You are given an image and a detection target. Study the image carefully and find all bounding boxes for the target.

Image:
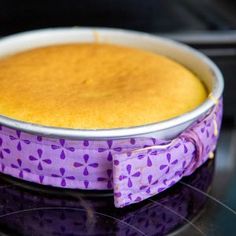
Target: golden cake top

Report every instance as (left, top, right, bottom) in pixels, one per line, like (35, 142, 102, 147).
(0, 43, 207, 129)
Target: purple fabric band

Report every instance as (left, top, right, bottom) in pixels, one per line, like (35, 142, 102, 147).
(0, 100, 222, 208)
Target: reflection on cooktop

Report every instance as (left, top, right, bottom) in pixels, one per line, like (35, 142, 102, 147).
(0, 159, 214, 236)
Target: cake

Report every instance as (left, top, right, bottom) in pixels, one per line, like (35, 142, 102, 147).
(0, 43, 207, 129)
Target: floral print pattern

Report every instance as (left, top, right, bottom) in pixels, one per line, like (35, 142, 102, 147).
(0, 137, 10, 159)
(73, 154, 98, 176)
(0, 100, 222, 208)
(51, 168, 75, 187)
(51, 139, 75, 159)
(29, 149, 52, 170)
(9, 130, 30, 151)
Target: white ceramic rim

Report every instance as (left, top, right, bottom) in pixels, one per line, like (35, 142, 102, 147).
(0, 27, 224, 139)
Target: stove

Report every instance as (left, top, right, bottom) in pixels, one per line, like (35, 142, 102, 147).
(0, 159, 217, 235)
(0, 0, 236, 235)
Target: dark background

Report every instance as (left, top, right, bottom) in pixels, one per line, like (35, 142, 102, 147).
(0, 0, 236, 36)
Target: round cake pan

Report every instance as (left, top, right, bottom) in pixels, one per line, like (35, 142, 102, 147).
(0, 28, 224, 208)
(0, 27, 224, 140)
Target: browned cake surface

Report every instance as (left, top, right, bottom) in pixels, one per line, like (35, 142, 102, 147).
(0, 43, 207, 129)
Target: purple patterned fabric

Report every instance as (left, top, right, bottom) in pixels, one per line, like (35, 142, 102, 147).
(0, 100, 222, 208)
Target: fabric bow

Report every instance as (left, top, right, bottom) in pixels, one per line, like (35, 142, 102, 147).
(113, 100, 222, 208)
